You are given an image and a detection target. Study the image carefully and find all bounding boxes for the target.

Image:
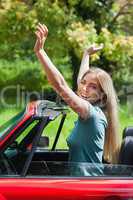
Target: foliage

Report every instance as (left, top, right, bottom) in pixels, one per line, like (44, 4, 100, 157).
(0, 0, 132, 91)
(66, 0, 119, 31)
(0, 59, 72, 95)
(66, 21, 133, 87)
(0, 0, 37, 60)
(0, 59, 44, 91)
(98, 28, 133, 86)
(112, 0, 133, 35)
(0, 0, 73, 94)
(66, 21, 99, 61)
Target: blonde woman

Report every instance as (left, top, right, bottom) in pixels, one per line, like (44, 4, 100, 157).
(34, 23, 120, 166)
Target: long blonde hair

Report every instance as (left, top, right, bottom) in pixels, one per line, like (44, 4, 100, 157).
(82, 68, 121, 163)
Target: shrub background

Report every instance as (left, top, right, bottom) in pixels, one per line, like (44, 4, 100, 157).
(0, 0, 132, 94)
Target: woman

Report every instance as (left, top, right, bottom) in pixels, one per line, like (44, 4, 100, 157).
(34, 23, 120, 165)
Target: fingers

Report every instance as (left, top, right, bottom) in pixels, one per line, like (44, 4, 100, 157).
(39, 23, 48, 35)
(91, 43, 104, 50)
(36, 23, 48, 39)
(34, 31, 42, 50)
(34, 23, 48, 51)
(85, 43, 104, 55)
(35, 31, 41, 40)
(100, 43, 104, 48)
(95, 43, 104, 51)
(35, 27, 47, 50)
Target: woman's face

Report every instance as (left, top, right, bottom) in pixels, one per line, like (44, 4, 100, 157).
(77, 72, 102, 104)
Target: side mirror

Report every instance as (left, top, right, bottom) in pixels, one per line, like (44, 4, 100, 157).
(38, 136, 49, 148)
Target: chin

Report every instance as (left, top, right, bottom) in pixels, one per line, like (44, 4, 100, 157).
(87, 98, 99, 105)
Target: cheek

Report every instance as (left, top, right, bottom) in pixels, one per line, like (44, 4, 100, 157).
(76, 87, 81, 95)
(90, 89, 101, 99)
(77, 84, 83, 92)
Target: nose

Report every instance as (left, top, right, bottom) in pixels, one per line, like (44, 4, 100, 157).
(82, 85, 87, 92)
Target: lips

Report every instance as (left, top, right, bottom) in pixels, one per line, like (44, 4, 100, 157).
(80, 94, 98, 103)
(81, 95, 88, 100)
(80, 94, 91, 101)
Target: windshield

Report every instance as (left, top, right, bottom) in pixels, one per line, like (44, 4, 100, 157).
(0, 109, 26, 140)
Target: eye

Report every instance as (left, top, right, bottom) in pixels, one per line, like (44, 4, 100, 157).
(89, 83, 97, 90)
(80, 79, 86, 84)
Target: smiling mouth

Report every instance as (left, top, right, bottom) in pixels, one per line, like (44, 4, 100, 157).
(80, 95, 97, 102)
(80, 95, 88, 100)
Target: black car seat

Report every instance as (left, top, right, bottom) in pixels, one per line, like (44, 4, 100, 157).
(119, 126, 133, 165)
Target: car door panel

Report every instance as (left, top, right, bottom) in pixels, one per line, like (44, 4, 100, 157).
(0, 178, 132, 200)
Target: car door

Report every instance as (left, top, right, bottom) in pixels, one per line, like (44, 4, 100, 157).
(0, 175, 133, 200)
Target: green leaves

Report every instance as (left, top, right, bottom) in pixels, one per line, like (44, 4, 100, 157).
(0, 0, 37, 60)
(0, 0, 132, 89)
(66, 21, 98, 59)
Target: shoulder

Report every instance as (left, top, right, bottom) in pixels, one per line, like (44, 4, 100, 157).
(83, 103, 108, 127)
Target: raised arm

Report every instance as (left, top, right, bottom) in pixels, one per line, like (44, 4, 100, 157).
(34, 23, 89, 119)
(77, 44, 104, 85)
(77, 50, 90, 86)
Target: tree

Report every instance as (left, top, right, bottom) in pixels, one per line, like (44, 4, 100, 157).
(0, 0, 132, 91)
(65, 0, 133, 89)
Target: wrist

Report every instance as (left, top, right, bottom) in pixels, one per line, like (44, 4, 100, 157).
(35, 49, 44, 55)
(84, 50, 90, 56)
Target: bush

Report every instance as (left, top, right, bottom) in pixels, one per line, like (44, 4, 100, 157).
(0, 58, 73, 98)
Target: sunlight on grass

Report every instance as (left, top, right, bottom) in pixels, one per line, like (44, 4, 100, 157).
(0, 108, 21, 125)
(119, 104, 133, 137)
(44, 110, 77, 149)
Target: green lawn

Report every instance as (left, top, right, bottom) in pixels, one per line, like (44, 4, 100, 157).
(119, 104, 133, 135)
(0, 103, 132, 149)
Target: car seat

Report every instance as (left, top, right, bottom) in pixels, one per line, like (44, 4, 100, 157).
(119, 126, 133, 165)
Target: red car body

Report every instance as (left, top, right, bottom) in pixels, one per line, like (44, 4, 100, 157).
(0, 178, 133, 200)
(0, 100, 132, 200)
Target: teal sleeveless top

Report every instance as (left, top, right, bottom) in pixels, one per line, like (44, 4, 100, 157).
(67, 103, 107, 164)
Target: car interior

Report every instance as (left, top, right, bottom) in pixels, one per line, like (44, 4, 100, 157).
(1, 111, 133, 177)
(119, 126, 133, 165)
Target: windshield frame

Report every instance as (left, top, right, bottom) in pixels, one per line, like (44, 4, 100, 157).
(0, 109, 26, 141)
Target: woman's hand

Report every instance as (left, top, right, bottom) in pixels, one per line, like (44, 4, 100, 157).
(34, 23, 48, 53)
(85, 43, 104, 55)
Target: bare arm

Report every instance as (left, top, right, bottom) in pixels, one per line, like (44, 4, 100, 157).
(34, 23, 89, 119)
(77, 44, 104, 85)
(77, 50, 90, 85)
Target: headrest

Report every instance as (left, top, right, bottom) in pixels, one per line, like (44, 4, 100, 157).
(123, 126, 133, 139)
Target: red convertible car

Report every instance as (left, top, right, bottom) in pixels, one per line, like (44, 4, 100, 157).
(0, 100, 133, 200)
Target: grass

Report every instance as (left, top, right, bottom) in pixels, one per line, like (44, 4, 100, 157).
(119, 104, 133, 137)
(0, 103, 132, 149)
